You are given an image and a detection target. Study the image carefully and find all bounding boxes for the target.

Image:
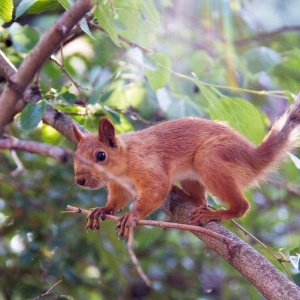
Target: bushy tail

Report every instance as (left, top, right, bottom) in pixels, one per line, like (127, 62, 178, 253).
(255, 94, 300, 178)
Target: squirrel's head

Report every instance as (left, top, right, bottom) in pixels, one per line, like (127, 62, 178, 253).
(72, 117, 127, 189)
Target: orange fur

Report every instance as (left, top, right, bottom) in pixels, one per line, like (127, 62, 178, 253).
(72, 98, 300, 238)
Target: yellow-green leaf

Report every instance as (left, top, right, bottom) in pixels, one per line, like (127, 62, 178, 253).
(197, 83, 265, 144)
(136, 0, 160, 27)
(0, 0, 14, 22)
(58, 0, 72, 9)
(144, 53, 171, 91)
(94, 4, 120, 47)
(28, 0, 57, 14)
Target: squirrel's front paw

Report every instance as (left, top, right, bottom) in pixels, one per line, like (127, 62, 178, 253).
(86, 205, 115, 230)
(116, 212, 138, 239)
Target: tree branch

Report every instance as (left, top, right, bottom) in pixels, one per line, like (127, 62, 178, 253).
(162, 192, 300, 300)
(88, 22, 153, 53)
(0, 137, 135, 197)
(234, 25, 300, 46)
(63, 204, 234, 288)
(63, 195, 300, 300)
(0, 136, 69, 163)
(62, 205, 232, 244)
(0, 47, 88, 143)
(0, 0, 93, 136)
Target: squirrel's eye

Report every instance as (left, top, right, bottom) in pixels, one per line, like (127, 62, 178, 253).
(96, 151, 106, 162)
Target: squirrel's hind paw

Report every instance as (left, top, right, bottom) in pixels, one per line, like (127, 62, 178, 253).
(190, 206, 218, 226)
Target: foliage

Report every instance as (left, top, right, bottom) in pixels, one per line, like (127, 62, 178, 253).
(0, 0, 300, 299)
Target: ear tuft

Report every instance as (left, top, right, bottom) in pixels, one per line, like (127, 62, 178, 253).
(98, 117, 118, 148)
(72, 123, 85, 143)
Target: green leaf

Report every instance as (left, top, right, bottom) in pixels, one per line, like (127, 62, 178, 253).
(94, 4, 120, 47)
(96, 0, 160, 47)
(58, 0, 73, 9)
(88, 82, 112, 104)
(103, 105, 121, 124)
(289, 249, 300, 271)
(197, 84, 265, 144)
(166, 99, 203, 119)
(195, 82, 220, 112)
(80, 19, 95, 40)
(244, 47, 282, 74)
(99, 89, 115, 104)
(15, 0, 36, 19)
(143, 54, 156, 71)
(114, 3, 146, 45)
(144, 53, 171, 91)
(272, 49, 300, 92)
(0, 0, 14, 22)
(57, 83, 72, 96)
(20, 100, 47, 132)
(113, 19, 126, 31)
(28, 0, 57, 14)
(287, 152, 300, 169)
(60, 92, 76, 104)
(213, 97, 265, 144)
(9, 23, 40, 53)
(290, 247, 300, 256)
(136, 0, 160, 27)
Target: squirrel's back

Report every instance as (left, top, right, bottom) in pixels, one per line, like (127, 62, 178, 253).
(120, 98, 300, 188)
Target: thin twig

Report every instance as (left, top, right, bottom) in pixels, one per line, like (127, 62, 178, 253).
(89, 22, 153, 53)
(234, 25, 300, 46)
(0, 136, 136, 198)
(32, 279, 63, 300)
(0, 50, 17, 80)
(10, 150, 25, 177)
(62, 205, 233, 244)
(230, 218, 293, 280)
(55, 105, 157, 126)
(208, 204, 293, 280)
(156, 62, 289, 100)
(63, 204, 233, 286)
(108, 0, 116, 14)
(50, 55, 85, 101)
(127, 226, 152, 287)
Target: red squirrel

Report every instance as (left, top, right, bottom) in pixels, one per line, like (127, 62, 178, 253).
(72, 98, 300, 238)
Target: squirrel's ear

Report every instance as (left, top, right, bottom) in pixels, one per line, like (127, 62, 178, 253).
(72, 123, 85, 143)
(98, 117, 118, 147)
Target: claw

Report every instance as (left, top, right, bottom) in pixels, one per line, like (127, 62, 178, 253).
(85, 205, 115, 231)
(100, 210, 106, 221)
(86, 217, 93, 230)
(116, 212, 137, 239)
(92, 218, 100, 230)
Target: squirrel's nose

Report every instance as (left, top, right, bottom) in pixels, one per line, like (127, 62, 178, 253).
(76, 178, 86, 186)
